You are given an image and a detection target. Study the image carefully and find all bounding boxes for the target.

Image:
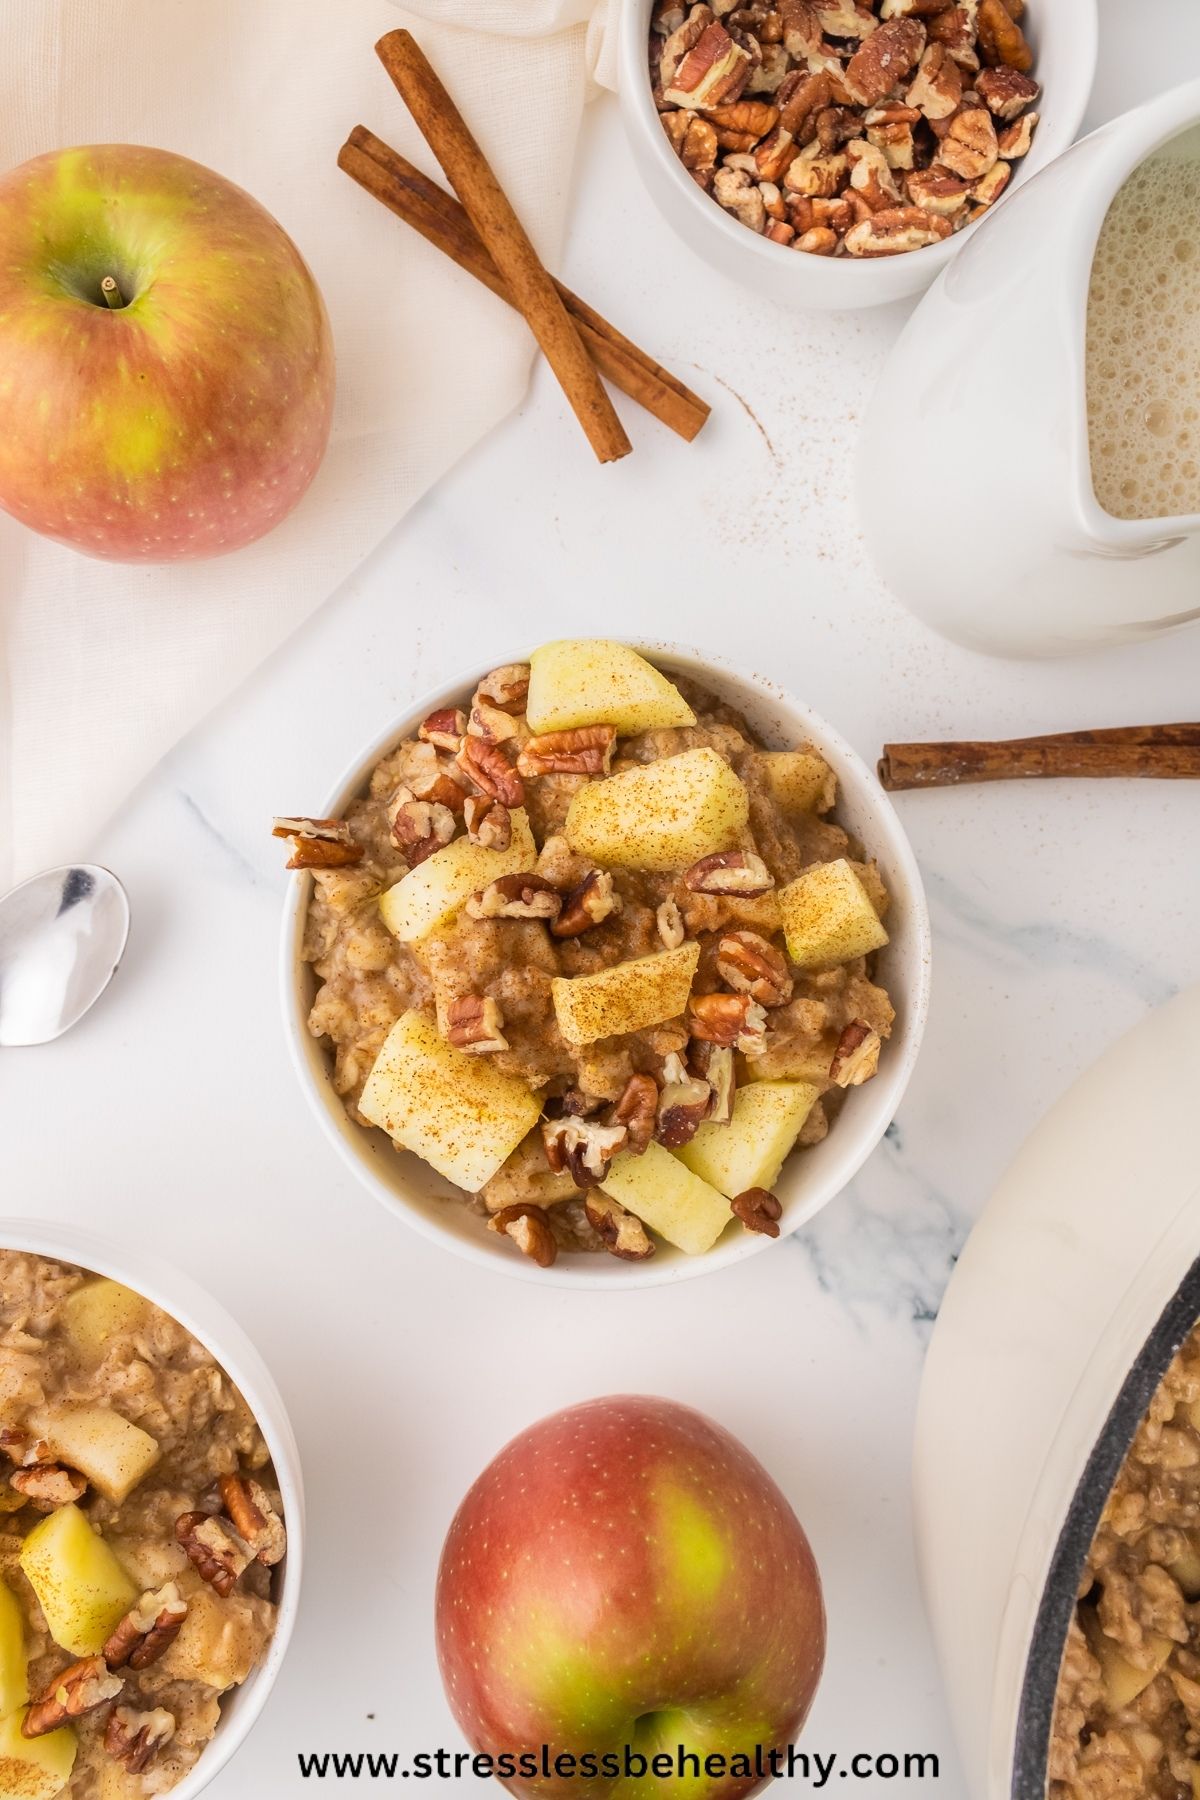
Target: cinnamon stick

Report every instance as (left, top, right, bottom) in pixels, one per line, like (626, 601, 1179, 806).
(374, 29, 632, 465)
(338, 127, 709, 443)
(879, 724, 1200, 791)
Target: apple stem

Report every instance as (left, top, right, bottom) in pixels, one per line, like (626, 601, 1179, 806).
(100, 276, 125, 310)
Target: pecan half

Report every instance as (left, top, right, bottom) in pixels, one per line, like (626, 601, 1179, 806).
(584, 1195, 656, 1262)
(418, 707, 467, 751)
(388, 792, 456, 868)
(542, 1116, 629, 1188)
(272, 817, 363, 870)
(689, 992, 768, 1055)
(716, 930, 793, 1006)
(844, 205, 953, 254)
(103, 1585, 188, 1671)
(665, 21, 752, 109)
(683, 851, 774, 896)
(463, 795, 512, 851)
(476, 663, 531, 714)
(446, 995, 509, 1054)
(828, 1019, 883, 1086)
(609, 1073, 659, 1155)
(709, 98, 780, 149)
(997, 110, 1037, 158)
(488, 1204, 557, 1268)
(656, 896, 686, 950)
(457, 736, 525, 809)
(843, 17, 926, 107)
(551, 870, 621, 938)
(9, 1464, 87, 1510)
(175, 1510, 250, 1598)
(905, 166, 971, 215)
(907, 42, 963, 120)
(975, 65, 1038, 118)
(976, 0, 1032, 70)
(517, 727, 617, 779)
(220, 1474, 287, 1567)
(23, 1658, 123, 1738)
(934, 104, 998, 178)
(105, 1705, 176, 1775)
(731, 1187, 784, 1237)
(466, 873, 563, 922)
(656, 1051, 714, 1149)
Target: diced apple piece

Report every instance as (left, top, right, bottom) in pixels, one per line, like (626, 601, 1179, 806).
(601, 1143, 732, 1256)
(159, 1585, 273, 1693)
(779, 858, 889, 968)
(0, 1576, 28, 1717)
(1081, 1609, 1174, 1709)
(676, 1080, 822, 1199)
(552, 943, 700, 1048)
(526, 641, 696, 736)
(30, 1406, 159, 1505)
(758, 750, 836, 815)
(565, 749, 748, 872)
(0, 1711, 76, 1800)
(359, 1011, 542, 1192)
(59, 1281, 149, 1360)
(746, 1033, 836, 1087)
(19, 1505, 136, 1657)
(379, 810, 536, 944)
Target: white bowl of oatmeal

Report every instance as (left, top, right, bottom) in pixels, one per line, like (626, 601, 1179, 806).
(280, 640, 930, 1288)
(913, 984, 1200, 1800)
(0, 1221, 302, 1800)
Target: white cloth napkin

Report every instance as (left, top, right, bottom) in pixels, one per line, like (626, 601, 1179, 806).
(0, 0, 614, 886)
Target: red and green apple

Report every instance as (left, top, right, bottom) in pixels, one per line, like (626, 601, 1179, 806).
(0, 143, 334, 561)
(436, 1395, 826, 1798)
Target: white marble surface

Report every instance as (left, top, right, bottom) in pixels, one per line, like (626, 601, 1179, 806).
(6, 4, 1200, 1793)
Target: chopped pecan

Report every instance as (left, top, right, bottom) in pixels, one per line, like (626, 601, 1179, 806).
(655, 1051, 714, 1149)
(457, 735, 525, 809)
(926, 3, 981, 66)
(907, 41, 963, 119)
(731, 1187, 784, 1237)
(665, 21, 752, 108)
(418, 707, 467, 751)
(446, 994, 509, 1054)
(657, 896, 686, 950)
(689, 992, 768, 1055)
(542, 1116, 628, 1187)
(23, 1658, 123, 1738)
(970, 158, 1011, 208)
(716, 930, 794, 1006)
(517, 726, 616, 778)
(551, 870, 621, 938)
(403, 742, 469, 812)
(683, 851, 775, 896)
(848, 137, 902, 208)
(103, 1585, 188, 1671)
(817, 105, 863, 153)
(105, 1705, 176, 1775)
(476, 663, 530, 714)
(664, 110, 722, 171)
(466, 873, 563, 922)
(844, 204, 953, 253)
(388, 791, 456, 868)
(660, 4, 715, 87)
(976, 0, 1031, 70)
(219, 1474, 287, 1566)
(608, 1073, 659, 1155)
(709, 98, 780, 148)
(705, 1045, 737, 1123)
(783, 144, 848, 198)
(9, 1464, 87, 1509)
(755, 122, 796, 180)
(828, 1018, 883, 1086)
(934, 103, 998, 177)
(905, 166, 970, 214)
(175, 1510, 251, 1598)
(272, 818, 363, 870)
(815, 1, 877, 37)
(975, 65, 1038, 118)
(713, 164, 768, 229)
(843, 17, 926, 107)
(584, 1194, 656, 1262)
(464, 795, 512, 851)
(468, 696, 521, 745)
(769, 219, 800, 245)
(997, 109, 1037, 157)
(778, 0, 823, 60)
(488, 1204, 557, 1268)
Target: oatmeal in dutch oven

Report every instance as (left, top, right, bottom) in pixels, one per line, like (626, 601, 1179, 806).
(281, 640, 895, 1271)
(1050, 1319, 1200, 1800)
(0, 1254, 286, 1799)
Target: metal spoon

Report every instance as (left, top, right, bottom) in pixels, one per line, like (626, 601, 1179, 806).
(0, 866, 130, 1046)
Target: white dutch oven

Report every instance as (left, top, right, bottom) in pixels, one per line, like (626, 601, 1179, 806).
(913, 984, 1200, 1798)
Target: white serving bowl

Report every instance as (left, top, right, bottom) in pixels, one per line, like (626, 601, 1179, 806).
(280, 642, 932, 1289)
(617, 0, 1098, 310)
(2, 1220, 304, 1800)
(913, 984, 1200, 1799)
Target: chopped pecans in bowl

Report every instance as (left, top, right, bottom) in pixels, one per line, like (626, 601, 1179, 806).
(651, 0, 1041, 257)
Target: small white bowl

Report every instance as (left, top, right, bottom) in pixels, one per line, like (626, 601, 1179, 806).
(2, 1220, 303, 1800)
(280, 642, 932, 1289)
(617, 0, 1098, 310)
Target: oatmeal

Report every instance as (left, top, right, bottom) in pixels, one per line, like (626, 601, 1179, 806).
(1049, 1318, 1200, 1799)
(0, 1253, 286, 1798)
(286, 640, 895, 1269)
(651, 0, 1041, 259)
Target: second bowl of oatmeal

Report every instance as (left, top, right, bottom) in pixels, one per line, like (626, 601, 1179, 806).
(280, 641, 930, 1287)
(618, 0, 1096, 309)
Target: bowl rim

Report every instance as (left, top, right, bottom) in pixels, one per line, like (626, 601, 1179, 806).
(0, 1220, 303, 1800)
(279, 638, 932, 1290)
(617, 0, 1100, 300)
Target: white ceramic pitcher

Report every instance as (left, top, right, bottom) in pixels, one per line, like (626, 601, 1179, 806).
(859, 79, 1200, 658)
